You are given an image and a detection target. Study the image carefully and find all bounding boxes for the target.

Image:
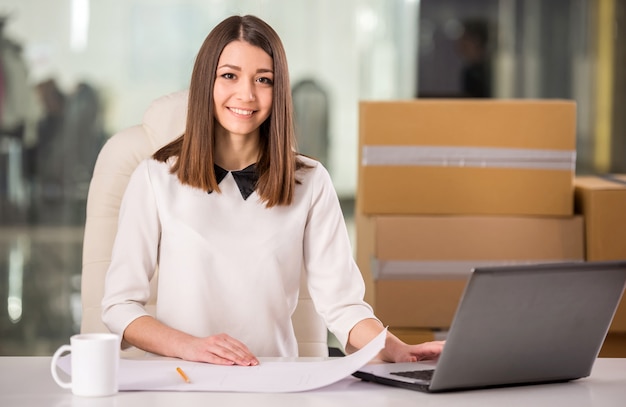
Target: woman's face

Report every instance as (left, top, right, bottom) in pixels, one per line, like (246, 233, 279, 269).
(213, 40, 274, 139)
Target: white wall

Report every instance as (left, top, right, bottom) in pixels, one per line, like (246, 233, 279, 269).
(2, 0, 418, 196)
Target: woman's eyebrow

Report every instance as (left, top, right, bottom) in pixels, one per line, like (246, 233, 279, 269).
(217, 64, 273, 74)
(217, 64, 241, 71)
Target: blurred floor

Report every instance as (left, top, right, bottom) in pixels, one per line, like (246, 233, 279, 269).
(0, 199, 355, 356)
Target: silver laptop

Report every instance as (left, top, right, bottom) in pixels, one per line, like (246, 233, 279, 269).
(354, 260, 626, 393)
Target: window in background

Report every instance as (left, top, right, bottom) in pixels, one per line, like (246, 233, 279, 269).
(415, 0, 610, 174)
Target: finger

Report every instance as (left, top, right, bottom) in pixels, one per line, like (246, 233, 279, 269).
(212, 348, 258, 366)
(408, 343, 444, 361)
(201, 353, 237, 365)
(210, 335, 259, 366)
(198, 344, 249, 365)
(222, 335, 255, 355)
(220, 335, 259, 364)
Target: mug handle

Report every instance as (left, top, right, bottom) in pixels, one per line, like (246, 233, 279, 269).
(50, 344, 72, 389)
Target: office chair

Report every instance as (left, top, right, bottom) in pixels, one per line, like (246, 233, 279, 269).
(80, 90, 329, 357)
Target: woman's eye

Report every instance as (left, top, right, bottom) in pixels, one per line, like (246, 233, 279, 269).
(258, 77, 274, 85)
(221, 73, 235, 80)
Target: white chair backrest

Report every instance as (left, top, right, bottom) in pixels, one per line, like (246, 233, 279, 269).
(80, 90, 328, 357)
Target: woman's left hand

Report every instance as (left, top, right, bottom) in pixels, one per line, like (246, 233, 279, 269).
(348, 319, 444, 362)
(382, 339, 445, 363)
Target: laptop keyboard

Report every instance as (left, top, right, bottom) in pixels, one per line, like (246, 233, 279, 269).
(390, 369, 435, 381)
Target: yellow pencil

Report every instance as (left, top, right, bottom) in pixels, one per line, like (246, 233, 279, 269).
(176, 367, 191, 383)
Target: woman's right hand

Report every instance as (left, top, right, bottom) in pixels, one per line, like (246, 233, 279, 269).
(181, 333, 259, 366)
(123, 316, 258, 366)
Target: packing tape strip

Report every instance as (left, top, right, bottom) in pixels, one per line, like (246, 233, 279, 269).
(362, 146, 576, 171)
(371, 258, 584, 280)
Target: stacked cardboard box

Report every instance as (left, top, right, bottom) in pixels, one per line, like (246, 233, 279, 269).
(356, 214, 585, 326)
(357, 100, 577, 216)
(355, 99, 583, 342)
(574, 175, 626, 356)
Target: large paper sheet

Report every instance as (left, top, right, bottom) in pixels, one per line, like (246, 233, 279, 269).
(57, 328, 386, 393)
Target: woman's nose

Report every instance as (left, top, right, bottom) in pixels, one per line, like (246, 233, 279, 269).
(236, 80, 256, 101)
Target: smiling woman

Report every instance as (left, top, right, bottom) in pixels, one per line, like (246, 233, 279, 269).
(100, 14, 444, 367)
(212, 41, 274, 163)
(151, 15, 302, 207)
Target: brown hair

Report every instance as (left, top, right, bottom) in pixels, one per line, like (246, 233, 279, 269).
(153, 15, 307, 207)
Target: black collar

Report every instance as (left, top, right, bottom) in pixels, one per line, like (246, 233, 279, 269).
(212, 164, 258, 200)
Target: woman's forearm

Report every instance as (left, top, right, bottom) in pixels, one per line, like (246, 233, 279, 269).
(123, 315, 194, 359)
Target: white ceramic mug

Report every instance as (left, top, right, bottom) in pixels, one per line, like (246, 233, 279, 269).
(50, 333, 121, 397)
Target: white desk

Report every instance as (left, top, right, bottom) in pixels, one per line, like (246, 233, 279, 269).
(1, 357, 625, 407)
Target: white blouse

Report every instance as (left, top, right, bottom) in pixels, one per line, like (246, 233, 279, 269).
(101, 156, 376, 357)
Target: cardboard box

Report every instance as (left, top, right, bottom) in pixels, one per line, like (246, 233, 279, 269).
(613, 304, 626, 333)
(376, 279, 469, 328)
(574, 174, 626, 332)
(388, 327, 439, 345)
(356, 214, 585, 328)
(357, 100, 576, 216)
(599, 332, 626, 357)
(356, 214, 377, 307)
(574, 175, 626, 261)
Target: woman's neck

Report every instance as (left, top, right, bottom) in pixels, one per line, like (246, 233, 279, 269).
(213, 129, 260, 171)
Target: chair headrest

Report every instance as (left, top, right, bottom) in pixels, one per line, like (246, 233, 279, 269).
(142, 89, 189, 147)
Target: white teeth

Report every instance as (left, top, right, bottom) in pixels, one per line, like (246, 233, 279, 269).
(230, 107, 253, 115)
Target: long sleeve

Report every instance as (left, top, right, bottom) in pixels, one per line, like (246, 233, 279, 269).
(302, 164, 378, 349)
(101, 160, 160, 337)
